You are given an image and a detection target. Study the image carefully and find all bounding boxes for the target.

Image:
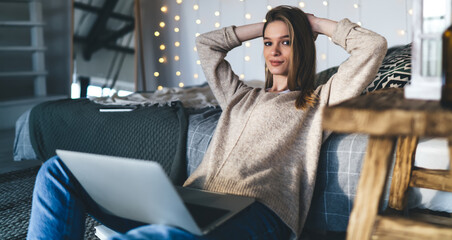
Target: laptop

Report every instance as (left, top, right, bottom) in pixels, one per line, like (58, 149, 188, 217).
(56, 149, 255, 236)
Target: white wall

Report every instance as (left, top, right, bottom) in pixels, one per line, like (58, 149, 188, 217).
(138, 0, 413, 91)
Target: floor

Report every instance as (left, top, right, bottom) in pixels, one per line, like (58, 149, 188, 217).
(0, 128, 41, 174)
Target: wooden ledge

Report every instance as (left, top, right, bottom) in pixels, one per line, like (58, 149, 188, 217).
(323, 88, 452, 137)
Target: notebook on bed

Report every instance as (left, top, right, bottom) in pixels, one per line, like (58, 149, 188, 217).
(56, 149, 255, 236)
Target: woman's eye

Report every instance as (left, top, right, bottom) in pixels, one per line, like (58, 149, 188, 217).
(282, 40, 290, 45)
(264, 42, 271, 46)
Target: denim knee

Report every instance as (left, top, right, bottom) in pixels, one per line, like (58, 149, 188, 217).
(109, 224, 200, 240)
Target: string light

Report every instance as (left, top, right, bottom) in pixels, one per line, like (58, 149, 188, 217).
(159, 22, 165, 28)
(196, 60, 201, 65)
(353, 3, 359, 8)
(323, 1, 328, 6)
(179, 82, 184, 87)
(357, 22, 362, 26)
(176, 71, 181, 76)
(245, 42, 251, 47)
(215, 22, 220, 28)
(158, 57, 166, 63)
(408, 9, 413, 15)
(157, 85, 163, 91)
(193, 47, 197, 51)
(161, 6, 168, 13)
(196, 19, 202, 24)
(154, 72, 160, 77)
(154, 31, 160, 37)
(398, 29, 406, 36)
(240, 74, 245, 80)
(244, 56, 251, 61)
(245, 13, 251, 19)
(267, 5, 272, 10)
(299, 2, 305, 8)
(193, 4, 199, 10)
(160, 44, 166, 50)
(175, 41, 180, 47)
(174, 27, 179, 32)
(174, 56, 180, 61)
(195, 33, 200, 37)
(321, 54, 327, 60)
(215, 11, 220, 16)
(174, 15, 180, 21)
(176, 0, 182, 4)
(194, 74, 199, 79)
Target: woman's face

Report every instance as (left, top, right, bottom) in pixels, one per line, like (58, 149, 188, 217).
(263, 20, 291, 78)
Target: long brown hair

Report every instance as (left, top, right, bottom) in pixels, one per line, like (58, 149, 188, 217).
(263, 6, 317, 110)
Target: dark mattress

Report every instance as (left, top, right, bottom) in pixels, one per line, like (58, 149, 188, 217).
(29, 99, 188, 185)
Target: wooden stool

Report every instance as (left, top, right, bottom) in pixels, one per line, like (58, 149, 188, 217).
(322, 88, 452, 240)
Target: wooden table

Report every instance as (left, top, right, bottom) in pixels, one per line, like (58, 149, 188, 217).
(322, 88, 452, 240)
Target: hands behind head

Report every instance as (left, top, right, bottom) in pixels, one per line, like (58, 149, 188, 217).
(306, 13, 319, 41)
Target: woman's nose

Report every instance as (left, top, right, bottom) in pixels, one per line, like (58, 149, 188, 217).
(271, 46, 280, 56)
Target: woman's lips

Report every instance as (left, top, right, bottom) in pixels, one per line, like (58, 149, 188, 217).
(270, 60, 284, 66)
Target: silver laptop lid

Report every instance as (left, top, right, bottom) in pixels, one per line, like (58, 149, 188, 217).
(56, 149, 202, 235)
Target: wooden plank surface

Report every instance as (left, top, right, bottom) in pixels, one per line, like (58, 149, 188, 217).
(389, 136, 418, 210)
(410, 168, 452, 192)
(372, 215, 452, 240)
(323, 88, 452, 137)
(346, 136, 396, 240)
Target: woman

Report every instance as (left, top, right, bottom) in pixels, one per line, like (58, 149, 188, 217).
(27, 6, 386, 240)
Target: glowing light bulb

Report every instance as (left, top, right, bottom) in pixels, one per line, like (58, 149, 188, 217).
(353, 3, 359, 8)
(408, 9, 413, 15)
(195, 33, 200, 37)
(321, 54, 327, 60)
(176, 71, 181, 76)
(240, 74, 245, 80)
(323, 1, 328, 6)
(159, 22, 165, 28)
(398, 30, 406, 36)
(196, 19, 201, 24)
(194, 74, 199, 79)
(160, 44, 166, 50)
(179, 82, 184, 88)
(158, 57, 165, 63)
(174, 27, 179, 32)
(157, 85, 163, 91)
(175, 41, 180, 47)
(215, 11, 220, 16)
(215, 22, 220, 28)
(245, 13, 251, 19)
(299, 2, 305, 8)
(193, 46, 197, 52)
(357, 21, 362, 26)
(262, 19, 267, 23)
(154, 72, 160, 77)
(244, 56, 250, 61)
(176, 0, 182, 4)
(267, 5, 272, 10)
(245, 42, 251, 47)
(174, 15, 180, 21)
(154, 31, 160, 37)
(161, 6, 168, 13)
(196, 60, 201, 65)
(174, 55, 180, 61)
(193, 4, 199, 10)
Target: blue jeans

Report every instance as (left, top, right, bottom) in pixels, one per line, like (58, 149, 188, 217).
(27, 157, 292, 240)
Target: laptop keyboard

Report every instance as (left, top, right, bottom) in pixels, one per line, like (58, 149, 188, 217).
(184, 202, 230, 229)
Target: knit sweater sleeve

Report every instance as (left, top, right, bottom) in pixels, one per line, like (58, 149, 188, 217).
(195, 26, 251, 109)
(324, 18, 388, 106)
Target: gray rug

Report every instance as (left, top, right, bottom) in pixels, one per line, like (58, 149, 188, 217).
(0, 166, 99, 239)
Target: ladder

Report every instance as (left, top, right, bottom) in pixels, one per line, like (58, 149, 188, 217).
(0, 0, 47, 97)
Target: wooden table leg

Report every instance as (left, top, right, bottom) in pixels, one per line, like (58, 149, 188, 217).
(346, 136, 396, 240)
(389, 136, 418, 210)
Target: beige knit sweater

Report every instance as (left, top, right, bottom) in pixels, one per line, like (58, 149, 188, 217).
(183, 19, 387, 238)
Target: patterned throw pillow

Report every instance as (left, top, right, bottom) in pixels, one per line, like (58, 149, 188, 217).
(363, 43, 412, 93)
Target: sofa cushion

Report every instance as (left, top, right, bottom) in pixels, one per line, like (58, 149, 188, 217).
(363, 43, 412, 93)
